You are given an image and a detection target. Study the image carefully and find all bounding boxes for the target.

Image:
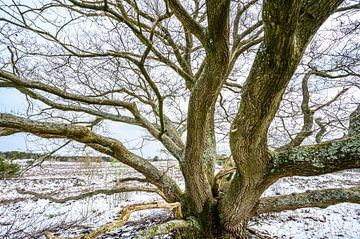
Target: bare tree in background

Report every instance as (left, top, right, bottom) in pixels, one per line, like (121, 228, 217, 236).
(0, 0, 360, 238)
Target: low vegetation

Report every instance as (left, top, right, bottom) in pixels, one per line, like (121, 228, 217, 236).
(0, 157, 20, 179)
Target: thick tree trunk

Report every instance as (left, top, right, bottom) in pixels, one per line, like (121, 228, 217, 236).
(175, 221, 250, 239)
(178, 194, 256, 239)
(175, 216, 248, 239)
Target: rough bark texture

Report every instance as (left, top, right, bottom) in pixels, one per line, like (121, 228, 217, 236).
(181, 0, 231, 214)
(1, 0, 359, 238)
(219, 0, 344, 234)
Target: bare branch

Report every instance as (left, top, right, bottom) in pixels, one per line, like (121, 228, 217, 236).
(165, 0, 207, 46)
(271, 136, 360, 178)
(0, 127, 20, 136)
(315, 118, 327, 143)
(16, 186, 165, 203)
(312, 87, 349, 112)
(255, 187, 360, 214)
(0, 113, 182, 202)
(0, 70, 184, 160)
(0, 70, 138, 113)
(232, 0, 259, 44)
(279, 70, 349, 150)
(113, 177, 149, 184)
(279, 71, 314, 150)
(19, 140, 72, 175)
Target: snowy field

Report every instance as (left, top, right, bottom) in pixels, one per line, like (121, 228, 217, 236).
(0, 160, 359, 239)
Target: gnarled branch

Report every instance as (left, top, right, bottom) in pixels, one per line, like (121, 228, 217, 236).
(255, 187, 360, 214)
(271, 136, 360, 178)
(16, 186, 165, 203)
(165, 0, 207, 46)
(137, 219, 194, 239)
(44, 201, 182, 239)
(0, 113, 182, 202)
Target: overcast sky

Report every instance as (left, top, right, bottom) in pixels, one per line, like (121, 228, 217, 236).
(0, 88, 164, 158)
(0, 88, 27, 151)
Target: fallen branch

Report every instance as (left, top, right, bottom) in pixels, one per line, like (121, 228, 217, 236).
(0, 197, 28, 205)
(44, 201, 181, 239)
(16, 186, 166, 203)
(255, 187, 360, 214)
(113, 177, 149, 184)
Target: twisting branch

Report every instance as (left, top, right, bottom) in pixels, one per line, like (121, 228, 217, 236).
(16, 186, 166, 203)
(0, 70, 139, 113)
(113, 177, 149, 184)
(0, 127, 20, 136)
(44, 201, 182, 239)
(255, 187, 360, 214)
(279, 70, 349, 150)
(0, 70, 184, 160)
(279, 71, 314, 150)
(0, 113, 182, 202)
(137, 10, 172, 137)
(271, 136, 360, 178)
(165, 0, 207, 46)
(272, 104, 360, 178)
(315, 118, 327, 143)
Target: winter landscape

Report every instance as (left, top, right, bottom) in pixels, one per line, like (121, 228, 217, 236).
(1, 0, 360, 238)
(0, 160, 359, 239)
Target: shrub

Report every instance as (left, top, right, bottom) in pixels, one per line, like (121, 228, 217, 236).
(0, 157, 20, 179)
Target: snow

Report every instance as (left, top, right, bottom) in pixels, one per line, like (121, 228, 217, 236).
(0, 160, 359, 238)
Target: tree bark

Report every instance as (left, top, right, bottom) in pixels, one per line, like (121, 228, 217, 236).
(220, 0, 344, 233)
(181, 0, 231, 213)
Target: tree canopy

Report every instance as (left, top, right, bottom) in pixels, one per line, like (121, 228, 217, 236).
(0, 0, 359, 238)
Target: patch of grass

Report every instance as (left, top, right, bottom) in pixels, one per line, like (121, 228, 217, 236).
(0, 157, 20, 179)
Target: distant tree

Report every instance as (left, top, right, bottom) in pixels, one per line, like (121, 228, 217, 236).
(152, 155, 160, 161)
(0, 150, 44, 159)
(0, 0, 360, 238)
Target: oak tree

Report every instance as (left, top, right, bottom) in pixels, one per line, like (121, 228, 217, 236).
(0, 0, 360, 238)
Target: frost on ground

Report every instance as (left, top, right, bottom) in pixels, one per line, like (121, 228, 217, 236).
(0, 160, 359, 239)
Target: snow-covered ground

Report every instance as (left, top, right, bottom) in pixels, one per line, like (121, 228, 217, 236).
(0, 160, 359, 238)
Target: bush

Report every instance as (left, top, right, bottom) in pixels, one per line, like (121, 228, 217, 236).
(0, 158, 20, 179)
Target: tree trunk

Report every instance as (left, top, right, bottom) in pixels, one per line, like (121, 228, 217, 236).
(178, 196, 255, 239)
(174, 218, 249, 239)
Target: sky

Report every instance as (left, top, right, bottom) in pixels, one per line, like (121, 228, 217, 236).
(0, 88, 28, 151)
(1, 1, 358, 158)
(0, 88, 164, 158)
(0, 0, 167, 158)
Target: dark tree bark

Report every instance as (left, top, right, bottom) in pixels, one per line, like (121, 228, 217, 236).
(0, 0, 359, 238)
